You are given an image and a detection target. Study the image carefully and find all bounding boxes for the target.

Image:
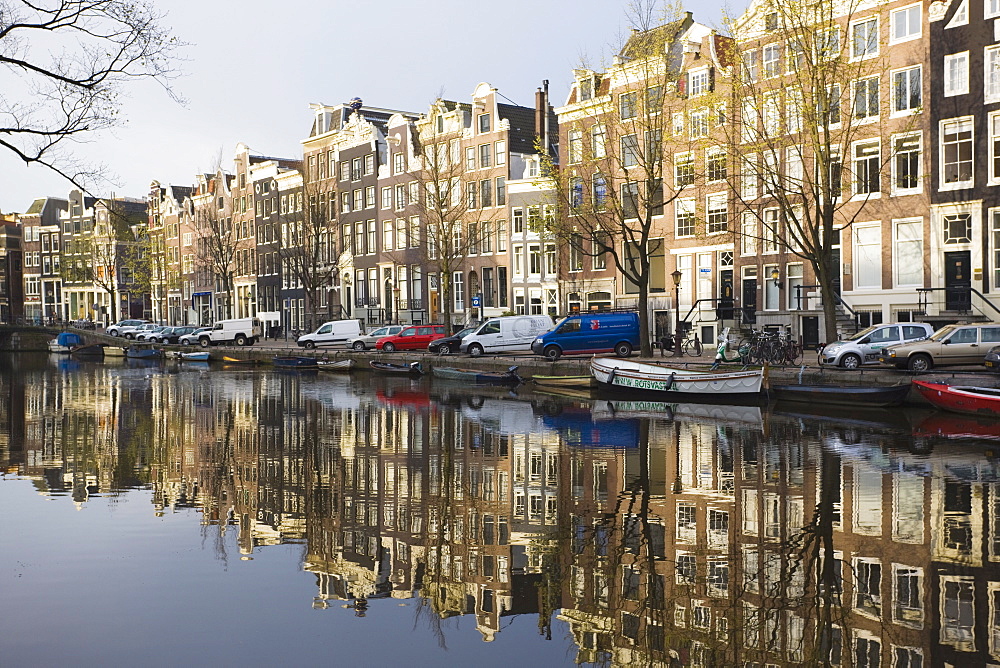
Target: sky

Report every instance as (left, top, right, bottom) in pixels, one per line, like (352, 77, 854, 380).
(0, 0, 734, 214)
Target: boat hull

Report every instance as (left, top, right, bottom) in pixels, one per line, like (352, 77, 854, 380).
(370, 361, 423, 375)
(273, 356, 318, 369)
(432, 366, 521, 384)
(317, 359, 354, 372)
(913, 380, 1000, 417)
(125, 347, 163, 359)
(590, 357, 763, 400)
(771, 383, 911, 407)
(168, 351, 210, 361)
(532, 375, 596, 388)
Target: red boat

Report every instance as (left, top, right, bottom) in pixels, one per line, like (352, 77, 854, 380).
(913, 380, 1000, 417)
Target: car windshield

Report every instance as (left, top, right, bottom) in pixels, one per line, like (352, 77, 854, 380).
(928, 325, 958, 341)
(369, 327, 387, 337)
(844, 325, 882, 342)
(455, 328, 476, 338)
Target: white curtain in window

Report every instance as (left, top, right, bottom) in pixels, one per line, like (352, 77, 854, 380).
(855, 225, 882, 288)
(895, 220, 923, 286)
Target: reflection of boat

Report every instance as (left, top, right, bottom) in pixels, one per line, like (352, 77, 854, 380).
(432, 365, 522, 385)
(273, 356, 318, 369)
(221, 356, 262, 365)
(70, 343, 105, 358)
(590, 357, 763, 398)
(376, 387, 432, 409)
(540, 408, 641, 448)
(532, 374, 596, 388)
(125, 346, 163, 359)
(913, 380, 1000, 417)
(48, 332, 82, 353)
(168, 350, 211, 362)
(317, 358, 354, 372)
(592, 399, 763, 425)
(771, 382, 911, 407)
(914, 412, 1000, 441)
(370, 360, 423, 375)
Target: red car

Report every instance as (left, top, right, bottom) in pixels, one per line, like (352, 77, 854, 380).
(376, 324, 447, 352)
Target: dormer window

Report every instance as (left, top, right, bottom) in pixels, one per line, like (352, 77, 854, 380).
(436, 115, 444, 133)
(580, 78, 593, 101)
(478, 113, 490, 133)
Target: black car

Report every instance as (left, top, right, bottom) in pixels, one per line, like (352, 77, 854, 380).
(986, 345, 1000, 370)
(428, 327, 476, 355)
(153, 325, 199, 344)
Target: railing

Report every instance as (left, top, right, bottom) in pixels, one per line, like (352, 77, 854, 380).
(917, 286, 1000, 319)
(793, 284, 857, 320)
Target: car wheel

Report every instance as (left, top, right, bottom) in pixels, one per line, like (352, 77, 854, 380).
(840, 353, 862, 370)
(304, 341, 315, 350)
(109, 331, 119, 337)
(383, 342, 396, 352)
(124, 333, 134, 340)
(615, 342, 633, 357)
(181, 340, 191, 346)
(908, 354, 932, 372)
(468, 343, 484, 357)
(353, 341, 366, 351)
(234, 334, 247, 346)
(199, 337, 211, 348)
(544, 345, 561, 361)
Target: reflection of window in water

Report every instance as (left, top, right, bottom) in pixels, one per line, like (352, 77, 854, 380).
(942, 577, 975, 647)
(893, 565, 923, 626)
(853, 558, 882, 616)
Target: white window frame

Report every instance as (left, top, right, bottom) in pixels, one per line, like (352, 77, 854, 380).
(852, 76, 880, 122)
(893, 218, 924, 287)
(891, 132, 922, 195)
(853, 223, 883, 289)
(675, 198, 696, 238)
(892, 564, 924, 628)
(891, 65, 922, 116)
(986, 46, 1000, 103)
(889, 4, 921, 44)
(945, 52, 970, 97)
(852, 138, 881, 199)
(940, 116, 975, 190)
(850, 16, 879, 60)
(689, 67, 710, 96)
(706, 193, 728, 235)
(986, 0, 999, 19)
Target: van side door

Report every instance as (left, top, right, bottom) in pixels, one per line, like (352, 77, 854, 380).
(863, 326, 900, 362)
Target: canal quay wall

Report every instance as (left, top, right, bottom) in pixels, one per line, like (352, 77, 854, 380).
(4, 325, 999, 405)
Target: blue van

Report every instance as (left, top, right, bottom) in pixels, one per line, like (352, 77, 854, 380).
(530, 312, 640, 360)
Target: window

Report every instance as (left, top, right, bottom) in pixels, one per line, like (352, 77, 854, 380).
(854, 636, 882, 668)
(945, 52, 969, 96)
(339, 161, 349, 181)
(382, 220, 393, 251)
(942, 577, 975, 648)
(465, 146, 476, 170)
(893, 565, 923, 626)
(893, 134, 921, 193)
(707, 148, 726, 181)
(892, 66, 921, 113)
(820, 84, 841, 127)
(741, 154, 758, 200)
(646, 84, 663, 110)
(675, 153, 694, 187)
(353, 189, 364, 211)
(381, 186, 392, 210)
(689, 69, 710, 95)
(763, 208, 779, 253)
(707, 194, 728, 234)
(891, 4, 921, 42)
(494, 140, 506, 165)
(453, 272, 464, 310)
(854, 558, 883, 615)
(394, 184, 406, 210)
(622, 135, 639, 167)
(568, 130, 582, 163)
(480, 179, 492, 207)
(467, 182, 478, 209)
(570, 235, 583, 272)
(988, 46, 1000, 102)
(895, 219, 923, 286)
(854, 140, 881, 195)
(365, 186, 375, 208)
(622, 182, 638, 219)
(364, 154, 374, 175)
(591, 124, 606, 158)
(989, 0, 1000, 18)
(852, 17, 878, 59)
(893, 647, 923, 668)
(941, 118, 973, 187)
(854, 224, 882, 288)
(593, 174, 607, 209)
(619, 92, 636, 119)
(690, 108, 709, 138)
(396, 218, 407, 250)
(478, 113, 490, 133)
(495, 177, 505, 206)
(817, 27, 840, 60)
(479, 143, 491, 168)
(763, 44, 780, 77)
(744, 50, 759, 82)
(944, 213, 972, 244)
(675, 198, 696, 237)
(853, 77, 880, 120)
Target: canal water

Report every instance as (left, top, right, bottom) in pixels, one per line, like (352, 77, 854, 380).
(1, 353, 998, 667)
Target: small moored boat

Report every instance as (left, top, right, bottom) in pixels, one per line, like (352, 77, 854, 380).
(370, 360, 423, 375)
(317, 358, 355, 372)
(590, 357, 763, 399)
(273, 356, 318, 369)
(771, 382, 911, 407)
(70, 343, 105, 358)
(125, 346, 163, 359)
(432, 365, 523, 385)
(913, 380, 1000, 417)
(531, 374, 596, 388)
(48, 332, 83, 353)
(168, 350, 211, 362)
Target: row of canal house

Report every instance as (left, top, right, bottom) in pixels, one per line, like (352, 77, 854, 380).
(9, 360, 1000, 664)
(13, 0, 1000, 342)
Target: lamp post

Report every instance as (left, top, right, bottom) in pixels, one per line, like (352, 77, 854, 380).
(671, 269, 683, 357)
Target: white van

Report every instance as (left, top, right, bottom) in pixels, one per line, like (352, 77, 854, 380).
(198, 318, 263, 347)
(297, 320, 362, 349)
(460, 315, 553, 357)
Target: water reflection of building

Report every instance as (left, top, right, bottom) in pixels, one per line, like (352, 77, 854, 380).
(10, 361, 1000, 662)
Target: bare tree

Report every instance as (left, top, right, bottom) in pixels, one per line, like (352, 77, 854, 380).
(722, 0, 917, 342)
(191, 190, 240, 320)
(0, 0, 184, 187)
(544, 7, 718, 355)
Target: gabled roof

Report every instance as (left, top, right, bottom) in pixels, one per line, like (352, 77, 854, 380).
(497, 103, 541, 155)
(618, 13, 694, 61)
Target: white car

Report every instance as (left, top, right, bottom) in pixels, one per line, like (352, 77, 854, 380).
(106, 319, 147, 337)
(134, 325, 168, 342)
(349, 325, 404, 351)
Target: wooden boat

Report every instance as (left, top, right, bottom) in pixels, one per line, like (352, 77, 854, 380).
(771, 382, 911, 407)
(370, 360, 423, 375)
(317, 358, 355, 372)
(913, 380, 1000, 417)
(531, 374, 596, 388)
(70, 343, 105, 358)
(432, 365, 523, 385)
(48, 331, 83, 353)
(590, 357, 763, 398)
(220, 356, 262, 365)
(125, 346, 163, 359)
(168, 350, 211, 362)
(273, 356, 318, 369)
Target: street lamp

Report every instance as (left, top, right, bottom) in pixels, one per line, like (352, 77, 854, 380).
(671, 269, 683, 358)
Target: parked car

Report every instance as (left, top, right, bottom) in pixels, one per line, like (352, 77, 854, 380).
(150, 325, 199, 344)
(297, 320, 363, 349)
(72, 318, 97, 330)
(819, 322, 933, 369)
(986, 345, 1000, 370)
(198, 318, 263, 347)
(134, 324, 168, 341)
(349, 325, 404, 351)
(460, 315, 553, 357)
(376, 324, 446, 352)
(106, 319, 148, 337)
(429, 327, 477, 355)
(531, 311, 640, 361)
(179, 327, 211, 345)
(879, 322, 1000, 371)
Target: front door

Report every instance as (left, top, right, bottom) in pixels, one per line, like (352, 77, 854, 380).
(718, 270, 734, 320)
(742, 278, 758, 325)
(944, 251, 971, 311)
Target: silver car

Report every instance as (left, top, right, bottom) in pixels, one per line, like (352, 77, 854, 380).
(819, 323, 933, 369)
(349, 325, 404, 351)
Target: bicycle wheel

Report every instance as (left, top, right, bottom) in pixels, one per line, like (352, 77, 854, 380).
(786, 342, 803, 365)
(691, 337, 703, 356)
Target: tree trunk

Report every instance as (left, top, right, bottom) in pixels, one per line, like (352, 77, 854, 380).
(441, 273, 452, 330)
(638, 280, 652, 357)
